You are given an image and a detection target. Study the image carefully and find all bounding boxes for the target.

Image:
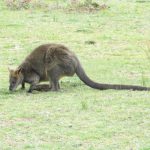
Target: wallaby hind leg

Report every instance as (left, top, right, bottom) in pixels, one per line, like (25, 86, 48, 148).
(50, 79, 60, 91)
(48, 64, 76, 91)
(48, 66, 63, 91)
(21, 82, 25, 89)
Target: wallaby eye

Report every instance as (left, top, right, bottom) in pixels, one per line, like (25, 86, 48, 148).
(12, 81, 16, 84)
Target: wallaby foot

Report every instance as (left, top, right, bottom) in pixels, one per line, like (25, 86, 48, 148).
(27, 89, 32, 93)
(50, 82, 60, 91)
(21, 82, 25, 89)
(50, 86, 60, 91)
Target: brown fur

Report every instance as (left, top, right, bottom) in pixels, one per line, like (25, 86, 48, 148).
(9, 43, 150, 92)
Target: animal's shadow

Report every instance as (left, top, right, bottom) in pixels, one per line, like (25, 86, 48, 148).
(1, 81, 84, 95)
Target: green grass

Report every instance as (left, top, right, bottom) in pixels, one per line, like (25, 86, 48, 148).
(0, 0, 150, 149)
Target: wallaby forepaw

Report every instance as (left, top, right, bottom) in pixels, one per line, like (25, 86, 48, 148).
(27, 89, 32, 93)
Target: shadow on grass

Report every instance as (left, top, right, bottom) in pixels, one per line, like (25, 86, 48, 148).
(0, 81, 85, 98)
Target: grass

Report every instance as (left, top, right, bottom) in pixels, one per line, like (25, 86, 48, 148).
(0, 0, 150, 149)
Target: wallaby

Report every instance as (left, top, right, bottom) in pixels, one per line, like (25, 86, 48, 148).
(8, 43, 150, 93)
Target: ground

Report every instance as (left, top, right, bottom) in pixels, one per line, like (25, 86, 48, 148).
(0, 0, 150, 150)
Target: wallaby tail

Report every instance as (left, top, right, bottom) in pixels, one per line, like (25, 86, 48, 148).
(75, 61, 150, 91)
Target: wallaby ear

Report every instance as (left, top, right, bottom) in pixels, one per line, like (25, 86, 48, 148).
(8, 67, 14, 73)
(16, 68, 22, 75)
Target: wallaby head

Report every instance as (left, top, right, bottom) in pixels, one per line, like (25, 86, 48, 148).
(8, 67, 24, 91)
